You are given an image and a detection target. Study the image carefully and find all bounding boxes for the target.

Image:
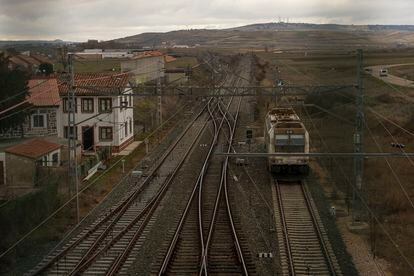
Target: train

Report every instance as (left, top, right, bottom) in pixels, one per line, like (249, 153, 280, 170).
(264, 107, 309, 175)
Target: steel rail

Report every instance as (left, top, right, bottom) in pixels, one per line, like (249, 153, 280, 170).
(301, 182, 337, 276)
(71, 99, 216, 275)
(158, 98, 233, 275)
(31, 101, 210, 275)
(199, 93, 248, 275)
(274, 179, 296, 276)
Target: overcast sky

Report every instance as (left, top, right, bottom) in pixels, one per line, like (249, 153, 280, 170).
(1, 0, 413, 41)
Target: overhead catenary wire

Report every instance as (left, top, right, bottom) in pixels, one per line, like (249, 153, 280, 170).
(371, 111, 414, 168)
(302, 105, 414, 271)
(363, 118, 414, 209)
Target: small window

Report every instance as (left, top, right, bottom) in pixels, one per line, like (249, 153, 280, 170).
(129, 95, 132, 107)
(99, 98, 112, 113)
(64, 126, 77, 139)
(42, 155, 48, 166)
(32, 114, 45, 128)
(63, 98, 77, 113)
(52, 153, 59, 166)
(81, 98, 94, 113)
(124, 121, 128, 136)
(99, 127, 113, 141)
(129, 118, 132, 134)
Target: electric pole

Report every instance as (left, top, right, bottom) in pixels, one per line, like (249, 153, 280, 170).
(353, 49, 364, 222)
(157, 75, 162, 126)
(67, 53, 80, 223)
(157, 60, 163, 126)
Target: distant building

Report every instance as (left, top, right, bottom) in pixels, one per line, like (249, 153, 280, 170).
(56, 73, 134, 154)
(121, 51, 165, 84)
(74, 49, 133, 60)
(172, 45, 190, 48)
(0, 139, 62, 198)
(8, 52, 53, 74)
(0, 78, 60, 138)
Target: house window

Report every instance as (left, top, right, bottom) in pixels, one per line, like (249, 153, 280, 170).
(129, 95, 132, 107)
(124, 121, 128, 136)
(99, 98, 112, 113)
(32, 114, 46, 128)
(81, 98, 94, 113)
(64, 126, 77, 139)
(129, 118, 132, 134)
(63, 98, 77, 113)
(120, 96, 128, 109)
(41, 155, 48, 166)
(52, 152, 59, 166)
(99, 127, 113, 141)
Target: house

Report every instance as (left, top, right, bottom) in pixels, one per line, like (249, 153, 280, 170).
(56, 73, 134, 154)
(0, 139, 62, 198)
(0, 78, 60, 138)
(8, 52, 53, 74)
(121, 51, 165, 84)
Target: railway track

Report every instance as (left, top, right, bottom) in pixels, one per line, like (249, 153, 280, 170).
(28, 101, 215, 276)
(157, 88, 254, 275)
(272, 179, 342, 276)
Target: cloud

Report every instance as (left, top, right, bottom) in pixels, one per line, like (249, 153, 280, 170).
(0, 0, 413, 41)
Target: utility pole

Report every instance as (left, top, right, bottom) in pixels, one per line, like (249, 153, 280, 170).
(353, 49, 364, 222)
(156, 60, 163, 126)
(157, 76, 162, 126)
(67, 53, 80, 224)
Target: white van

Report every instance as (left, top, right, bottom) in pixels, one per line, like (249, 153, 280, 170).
(380, 68, 388, 77)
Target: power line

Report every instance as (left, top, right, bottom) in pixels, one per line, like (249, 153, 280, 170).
(372, 111, 414, 169)
(303, 105, 414, 271)
(364, 118, 414, 209)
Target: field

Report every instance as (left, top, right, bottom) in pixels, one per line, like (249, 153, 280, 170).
(54, 58, 126, 73)
(254, 49, 414, 275)
(389, 64, 414, 81)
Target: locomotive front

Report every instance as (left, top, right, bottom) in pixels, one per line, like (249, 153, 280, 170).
(265, 108, 309, 175)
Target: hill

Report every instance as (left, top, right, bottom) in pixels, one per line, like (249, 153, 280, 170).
(113, 22, 414, 50)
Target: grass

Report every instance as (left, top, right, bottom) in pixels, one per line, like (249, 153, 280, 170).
(166, 56, 198, 69)
(389, 64, 414, 81)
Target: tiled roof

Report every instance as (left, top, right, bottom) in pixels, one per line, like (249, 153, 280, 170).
(5, 138, 62, 159)
(132, 51, 164, 60)
(28, 78, 60, 106)
(58, 73, 131, 96)
(30, 54, 53, 64)
(14, 54, 42, 66)
(164, 55, 177, 63)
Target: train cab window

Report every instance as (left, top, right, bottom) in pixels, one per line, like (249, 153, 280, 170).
(275, 134, 305, 152)
(275, 135, 289, 145)
(290, 134, 305, 145)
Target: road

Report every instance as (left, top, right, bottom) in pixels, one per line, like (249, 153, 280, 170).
(366, 63, 414, 88)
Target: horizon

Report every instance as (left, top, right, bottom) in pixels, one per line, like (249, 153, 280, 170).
(1, 0, 414, 41)
(2, 21, 414, 43)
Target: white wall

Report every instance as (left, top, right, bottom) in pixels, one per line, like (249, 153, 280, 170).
(102, 52, 133, 59)
(56, 88, 134, 151)
(121, 56, 165, 83)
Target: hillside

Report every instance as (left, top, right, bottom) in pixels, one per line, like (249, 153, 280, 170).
(113, 22, 414, 50)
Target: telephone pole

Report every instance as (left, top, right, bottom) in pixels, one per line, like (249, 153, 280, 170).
(67, 53, 80, 223)
(353, 49, 364, 222)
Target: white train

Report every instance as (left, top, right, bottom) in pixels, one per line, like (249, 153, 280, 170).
(264, 107, 309, 175)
